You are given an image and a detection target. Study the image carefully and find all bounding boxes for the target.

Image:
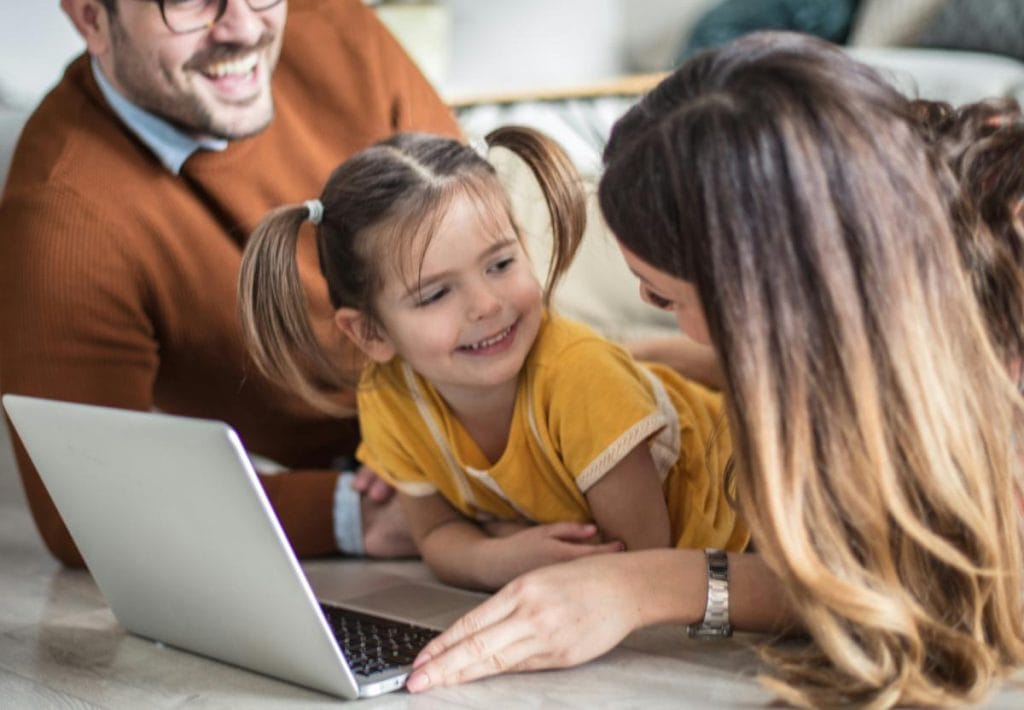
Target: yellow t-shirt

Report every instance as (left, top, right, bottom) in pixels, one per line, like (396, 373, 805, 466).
(356, 314, 748, 551)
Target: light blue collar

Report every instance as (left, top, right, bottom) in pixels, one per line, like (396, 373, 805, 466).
(91, 57, 228, 175)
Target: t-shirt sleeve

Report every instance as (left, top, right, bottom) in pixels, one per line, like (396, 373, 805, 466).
(540, 338, 674, 492)
(355, 378, 439, 497)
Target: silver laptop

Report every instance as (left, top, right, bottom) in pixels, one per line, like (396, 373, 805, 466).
(2, 394, 485, 699)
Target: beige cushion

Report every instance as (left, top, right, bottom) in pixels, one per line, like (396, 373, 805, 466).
(849, 47, 1024, 104)
(621, 0, 722, 73)
(847, 0, 947, 46)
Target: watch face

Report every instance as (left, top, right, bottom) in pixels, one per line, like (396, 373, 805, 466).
(687, 623, 732, 639)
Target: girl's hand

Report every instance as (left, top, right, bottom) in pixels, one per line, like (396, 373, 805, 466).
(405, 552, 643, 692)
(351, 464, 395, 503)
(481, 518, 532, 538)
(486, 522, 624, 587)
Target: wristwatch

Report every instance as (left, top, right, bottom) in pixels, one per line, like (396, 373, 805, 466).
(687, 549, 732, 639)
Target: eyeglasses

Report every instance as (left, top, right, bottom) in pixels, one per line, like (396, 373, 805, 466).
(144, 0, 285, 35)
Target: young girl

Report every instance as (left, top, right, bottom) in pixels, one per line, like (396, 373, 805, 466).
(238, 127, 748, 591)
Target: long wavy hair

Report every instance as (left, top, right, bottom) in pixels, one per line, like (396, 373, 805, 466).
(600, 31, 1024, 708)
(910, 97, 1024, 366)
(238, 128, 585, 412)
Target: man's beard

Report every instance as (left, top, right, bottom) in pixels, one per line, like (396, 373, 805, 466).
(108, 18, 278, 140)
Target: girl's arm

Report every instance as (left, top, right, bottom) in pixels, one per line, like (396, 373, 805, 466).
(401, 493, 624, 591)
(625, 336, 723, 390)
(584, 443, 672, 550)
(405, 548, 796, 692)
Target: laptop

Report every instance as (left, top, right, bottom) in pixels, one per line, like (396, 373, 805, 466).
(2, 394, 485, 699)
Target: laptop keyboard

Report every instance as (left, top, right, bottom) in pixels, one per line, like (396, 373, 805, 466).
(319, 603, 441, 677)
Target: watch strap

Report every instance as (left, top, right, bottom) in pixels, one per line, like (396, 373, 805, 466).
(687, 548, 732, 639)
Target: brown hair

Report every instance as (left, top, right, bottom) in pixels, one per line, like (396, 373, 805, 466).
(910, 97, 1024, 365)
(238, 128, 585, 412)
(600, 31, 1024, 708)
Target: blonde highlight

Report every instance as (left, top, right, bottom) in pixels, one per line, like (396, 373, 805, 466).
(601, 32, 1024, 707)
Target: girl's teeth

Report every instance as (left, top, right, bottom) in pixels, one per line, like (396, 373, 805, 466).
(465, 326, 511, 350)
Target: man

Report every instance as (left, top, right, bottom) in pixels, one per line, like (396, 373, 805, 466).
(0, 0, 460, 566)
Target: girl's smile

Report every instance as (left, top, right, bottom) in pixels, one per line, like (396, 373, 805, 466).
(456, 319, 519, 354)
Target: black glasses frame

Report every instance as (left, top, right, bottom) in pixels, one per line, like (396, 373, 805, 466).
(149, 0, 285, 35)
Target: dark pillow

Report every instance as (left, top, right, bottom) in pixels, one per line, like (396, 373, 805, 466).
(676, 0, 861, 64)
(917, 0, 1024, 62)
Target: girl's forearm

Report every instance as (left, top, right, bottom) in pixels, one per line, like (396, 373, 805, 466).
(585, 443, 672, 551)
(419, 520, 503, 591)
(625, 336, 723, 390)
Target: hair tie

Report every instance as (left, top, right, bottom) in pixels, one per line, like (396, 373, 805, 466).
(469, 137, 489, 160)
(304, 199, 324, 225)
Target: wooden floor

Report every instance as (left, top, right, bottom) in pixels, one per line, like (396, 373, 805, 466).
(1, 411, 1022, 708)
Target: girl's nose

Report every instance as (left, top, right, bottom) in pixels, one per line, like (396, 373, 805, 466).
(468, 283, 502, 321)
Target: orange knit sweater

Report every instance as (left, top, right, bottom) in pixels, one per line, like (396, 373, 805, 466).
(0, 0, 460, 566)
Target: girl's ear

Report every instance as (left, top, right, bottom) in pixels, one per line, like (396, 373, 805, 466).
(334, 308, 396, 363)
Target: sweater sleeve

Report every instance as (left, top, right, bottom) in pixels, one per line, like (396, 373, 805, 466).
(0, 187, 342, 565)
(1, 187, 156, 566)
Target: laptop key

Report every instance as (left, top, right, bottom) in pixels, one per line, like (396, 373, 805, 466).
(319, 603, 440, 675)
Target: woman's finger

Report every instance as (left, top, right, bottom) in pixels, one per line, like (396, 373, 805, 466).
(414, 586, 522, 666)
(407, 633, 551, 692)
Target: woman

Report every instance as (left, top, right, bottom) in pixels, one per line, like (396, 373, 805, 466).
(406, 32, 1024, 708)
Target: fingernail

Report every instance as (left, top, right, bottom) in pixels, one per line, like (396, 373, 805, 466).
(406, 671, 429, 693)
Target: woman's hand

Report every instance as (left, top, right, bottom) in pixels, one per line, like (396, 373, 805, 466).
(405, 551, 647, 692)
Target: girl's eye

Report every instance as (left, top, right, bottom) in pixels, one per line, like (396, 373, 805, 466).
(488, 256, 515, 274)
(415, 287, 448, 307)
(641, 285, 674, 310)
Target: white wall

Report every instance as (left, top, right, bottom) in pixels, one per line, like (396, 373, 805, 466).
(440, 0, 626, 97)
(431, 0, 721, 97)
(0, 2, 82, 110)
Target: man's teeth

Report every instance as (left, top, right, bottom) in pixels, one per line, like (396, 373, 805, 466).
(204, 54, 258, 78)
(464, 326, 512, 350)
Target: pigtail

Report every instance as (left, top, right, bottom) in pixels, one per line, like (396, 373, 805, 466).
(485, 125, 587, 304)
(238, 205, 350, 414)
